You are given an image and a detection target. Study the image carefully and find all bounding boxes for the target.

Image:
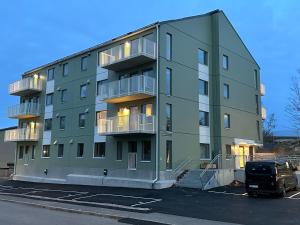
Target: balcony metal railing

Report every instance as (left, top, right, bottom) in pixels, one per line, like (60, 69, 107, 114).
(98, 114, 155, 135)
(4, 128, 39, 142)
(9, 77, 42, 95)
(100, 38, 156, 69)
(260, 83, 265, 96)
(8, 103, 41, 119)
(261, 106, 267, 120)
(98, 75, 156, 102)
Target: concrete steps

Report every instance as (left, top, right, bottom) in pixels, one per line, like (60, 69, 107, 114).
(176, 169, 216, 189)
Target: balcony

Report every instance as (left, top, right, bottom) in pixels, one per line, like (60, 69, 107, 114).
(4, 128, 39, 142)
(99, 38, 156, 71)
(9, 76, 42, 96)
(8, 103, 41, 119)
(98, 114, 155, 135)
(261, 106, 267, 120)
(99, 75, 156, 103)
(260, 83, 265, 96)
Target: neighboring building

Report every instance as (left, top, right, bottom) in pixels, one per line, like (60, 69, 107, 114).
(4, 10, 265, 188)
(0, 126, 17, 177)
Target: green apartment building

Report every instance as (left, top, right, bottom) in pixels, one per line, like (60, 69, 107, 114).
(4, 10, 266, 188)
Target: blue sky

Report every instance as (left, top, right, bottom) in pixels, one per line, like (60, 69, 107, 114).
(0, 0, 299, 134)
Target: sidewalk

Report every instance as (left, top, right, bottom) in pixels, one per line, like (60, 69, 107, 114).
(0, 194, 240, 225)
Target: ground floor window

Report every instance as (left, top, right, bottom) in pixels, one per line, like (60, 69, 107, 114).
(225, 144, 232, 159)
(58, 144, 64, 158)
(200, 143, 210, 160)
(18, 146, 24, 159)
(166, 140, 172, 170)
(77, 143, 84, 157)
(142, 141, 151, 161)
(94, 142, 105, 158)
(31, 145, 35, 159)
(42, 145, 50, 158)
(117, 141, 122, 161)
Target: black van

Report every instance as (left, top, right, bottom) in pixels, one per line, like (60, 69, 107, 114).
(245, 160, 298, 196)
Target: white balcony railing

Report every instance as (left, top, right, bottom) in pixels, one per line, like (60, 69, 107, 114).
(98, 114, 155, 135)
(4, 128, 39, 142)
(260, 83, 265, 96)
(100, 38, 156, 68)
(8, 103, 40, 118)
(99, 75, 156, 102)
(261, 106, 267, 120)
(9, 77, 42, 95)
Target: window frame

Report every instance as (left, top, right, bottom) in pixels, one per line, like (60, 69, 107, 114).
(46, 93, 53, 106)
(224, 83, 230, 99)
(223, 55, 229, 70)
(61, 89, 67, 103)
(224, 113, 231, 129)
(44, 118, 52, 131)
(78, 113, 86, 128)
(199, 111, 209, 127)
(42, 145, 50, 158)
(80, 84, 87, 98)
(81, 56, 88, 71)
(166, 33, 172, 60)
(198, 49, 208, 65)
(200, 143, 211, 160)
(141, 141, 151, 162)
(31, 145, 35, 160)
(58, 144, 64, 158)
(166, 140, 172, 170)
(47, 68, 55, 81)
(166, 67, 172, 96)
(18, 146, 24, 159)
(59, 116, 66, 130)
(116, 141, 123, 161)
(94, 142, 106, 158)
(166, 103, 172, 132)
(199, 79, 208, 96)
(77, 143, 84, 158)
(63, 63, 68, 77)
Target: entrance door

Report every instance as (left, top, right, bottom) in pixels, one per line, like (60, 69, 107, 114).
(24, 145, 30, 165)
(239, 146, 245, 168)
(128, 141, 137, 170)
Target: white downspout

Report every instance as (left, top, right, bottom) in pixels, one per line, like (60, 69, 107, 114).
(152, 24, 159, 189)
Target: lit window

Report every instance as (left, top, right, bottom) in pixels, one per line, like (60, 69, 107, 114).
(42, 145, 50, 158)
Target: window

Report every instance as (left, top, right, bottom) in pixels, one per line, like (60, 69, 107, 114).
(255, 95, 259, 115)
(166, 33, 172, 60)
(59, 116, 66, 130)
(46, 93, 53, 106)
(47, 68, 55, 81)
(61, 89, 67, 103)
(96, 110, 107, 126)
(226, 145, 232, 156)
(63, 63, 68, 76)
(254, 70, 258, 90)
(224, 114, 230, 129)
(166, 68, 172, 96)
(199, 111, 209, 126)
(224, 83, 229, 99)
(166, 141, 172, 170)
(94, 142, 105, 158)
(200, 144, 210, 159)
(42, 145, 50, 158)
(44, 119, 52, 131)
(141, 104, 153, 117)
(166, 104, 172, 132)
(80, 84, 87, 98)
(31, 145, 35, 159)
(142, 141, 151, 161)
(257, 120, 261, 140)
(77, 143, 84, 157)
(117, 141, 123, 161)
(97, 80, 108, 96)
(199, 79, 208, 96)
(81, 56, 88, 71)
(198, 49, 208, 65)
(19, 146, 24, 159)
(79, 113, 86, 128)
(223, 55, 229, 70)
(58, 144, 64, 158)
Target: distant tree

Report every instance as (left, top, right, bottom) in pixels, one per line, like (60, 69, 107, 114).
(286, 69, 300, 131)
(263, 113, 276, 143)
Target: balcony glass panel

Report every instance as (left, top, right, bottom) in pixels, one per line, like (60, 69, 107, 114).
(4, 128, 39, 142)
(8, 103, 40, 119)
(9, 77, 42, 95)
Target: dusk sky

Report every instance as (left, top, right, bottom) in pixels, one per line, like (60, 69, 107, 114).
(0, 0, 299, 135)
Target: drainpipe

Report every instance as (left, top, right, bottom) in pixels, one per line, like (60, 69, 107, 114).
(152, 24, 160, 189)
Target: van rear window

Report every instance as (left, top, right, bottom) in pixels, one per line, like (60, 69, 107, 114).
(246, 163, 274, 174)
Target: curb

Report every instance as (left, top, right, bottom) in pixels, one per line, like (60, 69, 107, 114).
(0, 197, 124, 221)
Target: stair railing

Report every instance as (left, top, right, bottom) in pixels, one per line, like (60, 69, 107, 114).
(199, 154, 222, 190)
(171, 157, 193, 179)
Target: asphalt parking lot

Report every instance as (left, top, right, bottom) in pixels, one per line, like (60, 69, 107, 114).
(0, 179, 300, 225)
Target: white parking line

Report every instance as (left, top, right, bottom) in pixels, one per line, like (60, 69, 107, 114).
(288, 192, 300, 199)
(208, 190, 247, 196)
(131, 199, 161, 207)
(73, 193, 161, 201)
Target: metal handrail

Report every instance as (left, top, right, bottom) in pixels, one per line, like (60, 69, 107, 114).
(171, 157, 193, 179)
(199, 154, 222, 189)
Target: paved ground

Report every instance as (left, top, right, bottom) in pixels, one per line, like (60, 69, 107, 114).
(0, 179, 300, 225)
